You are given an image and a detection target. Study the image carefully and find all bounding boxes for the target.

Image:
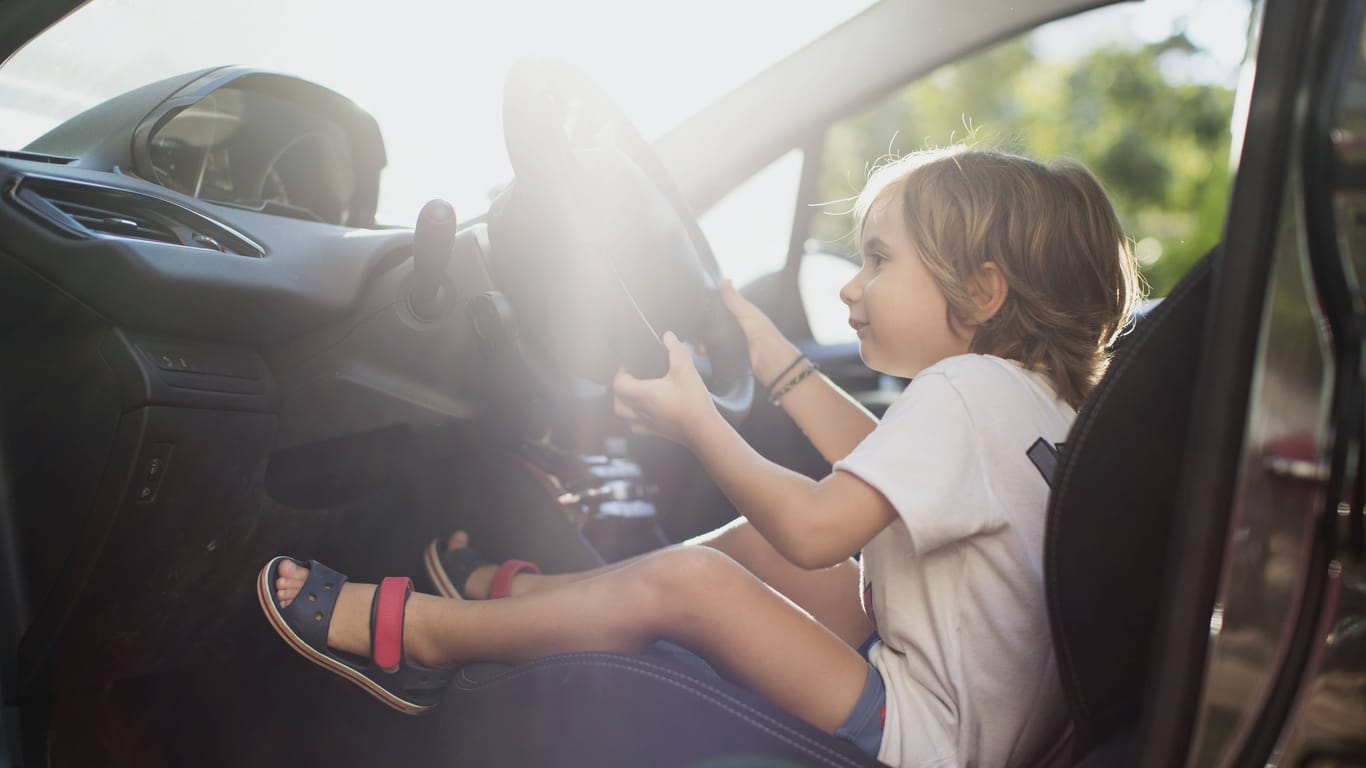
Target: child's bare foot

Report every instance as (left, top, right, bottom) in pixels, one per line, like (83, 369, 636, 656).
(441, 531, 538, 599)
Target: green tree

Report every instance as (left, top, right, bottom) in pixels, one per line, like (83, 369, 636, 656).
(812, 33, 1237, 297)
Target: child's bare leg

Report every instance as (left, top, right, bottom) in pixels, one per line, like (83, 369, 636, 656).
(448, 521, 874, 648)
(686, 519, 874, 648)
(280, 547, 871, 732)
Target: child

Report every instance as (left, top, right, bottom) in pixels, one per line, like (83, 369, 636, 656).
(260, 146, 1140, 767)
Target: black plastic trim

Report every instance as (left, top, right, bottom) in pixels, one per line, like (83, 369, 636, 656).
(102, 330, 278, 414)
(0, 705, 16, 768)
(1234, 1, 1363, 763)
(0, 429, 25, 754)
(7, 172, 266, 258)
(0, 150, 74, 165)
(128, 67, 386, 228)
(0, 159, 410, 347)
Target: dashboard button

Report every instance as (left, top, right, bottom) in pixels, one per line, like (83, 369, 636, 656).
(135, 443, 174, 502)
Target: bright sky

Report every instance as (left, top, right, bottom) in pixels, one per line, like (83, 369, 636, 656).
(0, 0, 1250, 223)
(1035, 0, 1250, 84)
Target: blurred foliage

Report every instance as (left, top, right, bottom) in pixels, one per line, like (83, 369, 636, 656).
(810, 33, 1238, 297)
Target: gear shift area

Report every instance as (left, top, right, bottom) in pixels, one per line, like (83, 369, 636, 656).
(512, 441, 667, 562)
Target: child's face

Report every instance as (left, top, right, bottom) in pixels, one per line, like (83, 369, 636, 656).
(840, 199, 971, 378)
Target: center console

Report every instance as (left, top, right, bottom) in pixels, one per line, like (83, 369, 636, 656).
(508, 440, 668, 566)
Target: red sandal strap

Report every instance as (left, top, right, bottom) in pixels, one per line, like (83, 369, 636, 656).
(489, 559, 541, 600)
(373, 576, 412, 672)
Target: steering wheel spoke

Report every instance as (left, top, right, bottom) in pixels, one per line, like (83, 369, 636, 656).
(486, 57, 753, 423)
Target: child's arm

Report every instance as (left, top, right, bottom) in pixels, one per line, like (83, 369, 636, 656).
(721, 281, 878, 464)
(615, 333, 896, 568)
(689, 412, 896, 568)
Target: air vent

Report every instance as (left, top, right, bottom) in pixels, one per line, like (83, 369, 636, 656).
(48, 198, 180, 244)
(7, 175, 265, 258)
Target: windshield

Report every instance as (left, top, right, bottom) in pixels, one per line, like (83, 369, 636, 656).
(0, 0, 876, 224)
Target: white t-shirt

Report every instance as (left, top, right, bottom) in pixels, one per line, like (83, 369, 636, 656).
(832, 354, 1073, 768)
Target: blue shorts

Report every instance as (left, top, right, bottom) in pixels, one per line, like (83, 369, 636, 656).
(833, 633, 886, 758)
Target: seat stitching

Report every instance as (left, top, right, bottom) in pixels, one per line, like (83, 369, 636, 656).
(454, 654, 870, 767)
(459, 659, 865, 767)
(454, 654, 867, 767)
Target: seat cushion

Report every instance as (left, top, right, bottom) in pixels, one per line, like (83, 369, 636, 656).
(437, 646, 882, 768)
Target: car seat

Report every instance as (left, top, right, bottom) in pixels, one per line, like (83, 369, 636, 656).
(429, 248, 1217, 767)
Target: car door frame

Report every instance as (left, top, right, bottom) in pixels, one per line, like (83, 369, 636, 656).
(1140, 0, 1366, 765)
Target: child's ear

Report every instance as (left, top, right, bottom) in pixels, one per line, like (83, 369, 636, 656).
(968, 262, 1009, 325)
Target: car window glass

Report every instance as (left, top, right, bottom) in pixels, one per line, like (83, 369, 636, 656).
(798, 0, 1251, 344)
(699, 149, 803, 286)
(801, 248, 859, 345)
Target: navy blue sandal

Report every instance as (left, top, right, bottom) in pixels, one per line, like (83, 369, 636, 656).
(423, 540, 489, 599)
(257, 556, 451, 714)
(423, 539, 540, 600)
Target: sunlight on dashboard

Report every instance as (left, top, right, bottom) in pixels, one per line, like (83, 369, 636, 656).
(0, 0, 875, 223)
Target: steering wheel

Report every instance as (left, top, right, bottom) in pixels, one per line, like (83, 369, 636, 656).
(486, 58, 754, 423)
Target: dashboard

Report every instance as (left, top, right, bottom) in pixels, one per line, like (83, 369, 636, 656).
(0, 66, 509, 649)
(148, 83, 358, 225)
(24, 66, 386, 227)
(1, 68, 411, 342)
(0, 66, 501, 446)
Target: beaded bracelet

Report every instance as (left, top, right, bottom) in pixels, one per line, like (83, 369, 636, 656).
(769, 361, 819, 404)
(762, 353, 809, 394)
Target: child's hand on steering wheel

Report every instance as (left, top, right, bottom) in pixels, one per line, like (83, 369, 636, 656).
(720, 279, 801, 386)
(612, 331, 718, 445)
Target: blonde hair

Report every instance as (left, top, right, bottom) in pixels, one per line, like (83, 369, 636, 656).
(856, 146, 1142, 408)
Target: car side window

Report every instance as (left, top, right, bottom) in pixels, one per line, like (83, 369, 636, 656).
(798, 1, 1249, 344)
(698, 149, 803, 286)
(800, 245, 859, 345)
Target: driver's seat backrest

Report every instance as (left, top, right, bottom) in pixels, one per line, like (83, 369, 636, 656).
(1045, 246, 1217, 764)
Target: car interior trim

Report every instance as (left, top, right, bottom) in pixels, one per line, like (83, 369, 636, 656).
(7, 172, 267, 258)
(656, 0, 1123, 215)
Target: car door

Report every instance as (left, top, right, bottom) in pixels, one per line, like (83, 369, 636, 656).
(1137, 0, 1366, 764)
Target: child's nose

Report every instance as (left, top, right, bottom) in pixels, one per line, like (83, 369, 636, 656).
(839, 274, 861, 305)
